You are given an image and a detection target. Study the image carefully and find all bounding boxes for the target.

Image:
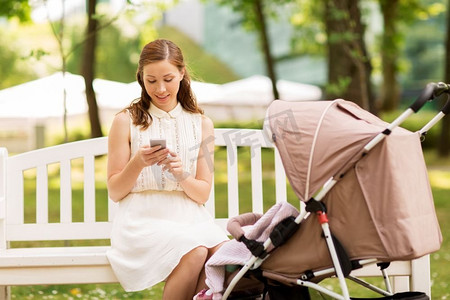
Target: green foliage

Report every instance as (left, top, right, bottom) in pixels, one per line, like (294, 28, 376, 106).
(325, 76, 352, 96)
(157, 26, 240, 84)
(211, 0, 292, 32)
(289, 0, 326, 56)
(52, 128, 91, 145)
(0, 28, 37, 89)
(24, 48, 51, 61)
(64, 23, 239, 85)
(0, 0, 31, 21)
(380, 108, 441, 149)
(66, 22, 141, 83)
(401, 16, 446, 88)
(215, 119, 263, 129)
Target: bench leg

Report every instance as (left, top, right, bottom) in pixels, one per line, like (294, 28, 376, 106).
(392, 276, 409, 293)
(410, 255, 431, 297)
(0, 286, 10, 300)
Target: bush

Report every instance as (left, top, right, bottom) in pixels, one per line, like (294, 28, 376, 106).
(380, 110, 441, 149)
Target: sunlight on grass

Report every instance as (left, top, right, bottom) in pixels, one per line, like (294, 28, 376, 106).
(428, 169, 450, 189)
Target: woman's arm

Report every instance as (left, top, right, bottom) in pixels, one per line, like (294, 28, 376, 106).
(107, 111, 169, 202)
(161, 115, 215, 204)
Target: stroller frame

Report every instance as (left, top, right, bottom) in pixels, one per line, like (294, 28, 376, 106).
(222, 82, 450, 300)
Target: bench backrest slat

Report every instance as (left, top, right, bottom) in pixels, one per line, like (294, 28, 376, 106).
(6, 168, 24, 225)
(84, 155, 96, 223)
(0, 148, 7, 251)
(250, 145, 263, 214)
(274, 148, 287, 203)
(36, 164, 49, 224)
(2, 129, 287, 243)
(226, 144, 239, 218)
(60, 159, 72, 223)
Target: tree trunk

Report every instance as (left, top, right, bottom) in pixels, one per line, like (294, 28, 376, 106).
(81, 0, 103, 138)
(379, 0, 401, 112)
(254, 0, 279, 100)
(439, 0, 450, 157)
(324, 0, 375, 113)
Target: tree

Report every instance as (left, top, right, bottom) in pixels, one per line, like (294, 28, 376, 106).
(253, 0, 279, 100)
(81, 0, 103, 138)
(378, 0, 401, 112)
(324, 0, 375, 112)
(440, 0, 450, 157)
(40, 0, 131, 140)
(43, 0, 72, 142)
(377, 0, 431, 112)
(66, 24, 141, 83)
(212, 0, 292, 100)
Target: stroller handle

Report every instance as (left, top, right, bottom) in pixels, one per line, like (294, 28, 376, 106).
(443, 94, 450, 115)
(227, 212, 263, 241)
(410, 82, 450, 112)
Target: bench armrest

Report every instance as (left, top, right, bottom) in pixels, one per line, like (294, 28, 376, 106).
(0, 147, 7, 220)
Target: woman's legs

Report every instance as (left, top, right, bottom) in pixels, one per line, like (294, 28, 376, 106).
(194, 242, 227, 293)
(163, 246, 208, 300)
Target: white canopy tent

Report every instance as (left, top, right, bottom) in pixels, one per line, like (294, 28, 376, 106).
(0, 72, 322, 121)
(219, 75, 322, 105)
(0, 72, 322, 151)
(193, 75, 322, 121)
(122, 75, 322, 121)
(0, 72, 87, 119)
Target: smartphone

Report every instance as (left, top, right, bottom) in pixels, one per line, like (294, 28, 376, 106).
(150, 139, 166, 149)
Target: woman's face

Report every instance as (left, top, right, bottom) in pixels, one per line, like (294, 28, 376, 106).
(142, 59, 185, 112)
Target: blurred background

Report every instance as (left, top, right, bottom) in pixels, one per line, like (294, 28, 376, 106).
(0, 0, 449, 155)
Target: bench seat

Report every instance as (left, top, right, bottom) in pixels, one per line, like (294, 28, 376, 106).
(0, 246, 117, 285)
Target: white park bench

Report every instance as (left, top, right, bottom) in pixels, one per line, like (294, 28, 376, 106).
(0, 128, 431, 299)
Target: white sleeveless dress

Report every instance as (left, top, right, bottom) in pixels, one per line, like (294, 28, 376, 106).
(106, 103, 229, 292)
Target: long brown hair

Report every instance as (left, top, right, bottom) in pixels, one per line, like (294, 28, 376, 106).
(127, 39, 203, 129)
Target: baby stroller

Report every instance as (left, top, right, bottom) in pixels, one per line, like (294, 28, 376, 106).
(204, 82, 450, 300)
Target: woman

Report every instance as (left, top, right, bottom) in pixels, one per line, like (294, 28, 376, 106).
(106, 39, 228, 300)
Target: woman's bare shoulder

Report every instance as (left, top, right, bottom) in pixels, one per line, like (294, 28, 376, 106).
(201, 114, 214, 130)
(111, 110, 130, 128)
(109, 110, 131, 138)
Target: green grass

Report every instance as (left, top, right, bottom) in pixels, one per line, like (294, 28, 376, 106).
(10, 147, 450, 299)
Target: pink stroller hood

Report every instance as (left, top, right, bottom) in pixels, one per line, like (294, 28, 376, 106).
(266, 99, 392, 202)
(263, 99, 441, 272)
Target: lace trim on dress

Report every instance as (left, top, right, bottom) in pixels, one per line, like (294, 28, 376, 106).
(190, 118, 198, 175)
(158, 119, 166, 190)
(174, 118, 181, 190)
(137, 126, 145, 190)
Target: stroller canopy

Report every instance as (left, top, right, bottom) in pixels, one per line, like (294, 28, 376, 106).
(266, 99, 394, 201)
(263, 99, 441, 269)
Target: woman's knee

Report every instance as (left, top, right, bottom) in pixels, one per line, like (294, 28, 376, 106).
(184, 246, 208, 265)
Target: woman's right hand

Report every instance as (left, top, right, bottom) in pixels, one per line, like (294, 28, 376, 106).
(134, 145, 170, 169)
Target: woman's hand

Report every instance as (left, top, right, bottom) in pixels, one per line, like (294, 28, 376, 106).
(135, 145, 170, 169)
(158, 150, 189, 182)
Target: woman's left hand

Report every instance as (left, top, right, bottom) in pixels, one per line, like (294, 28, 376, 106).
(158, 150, 189, 182)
